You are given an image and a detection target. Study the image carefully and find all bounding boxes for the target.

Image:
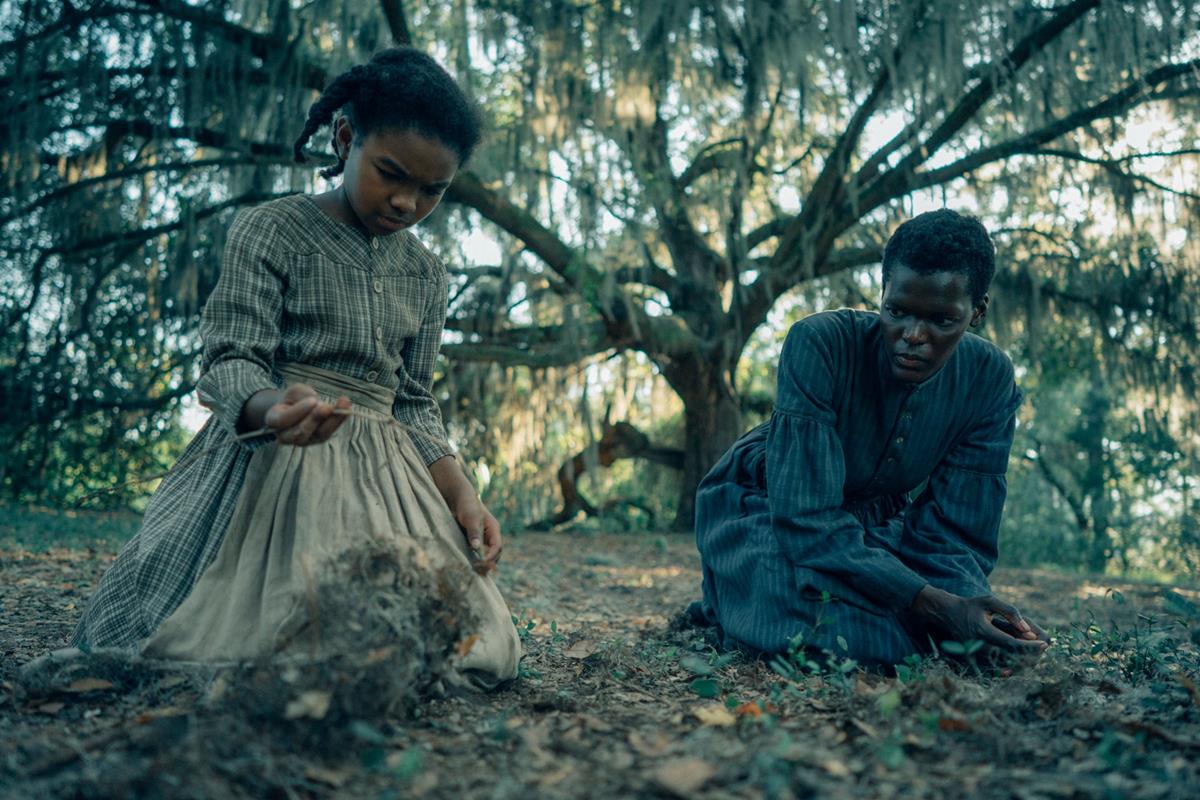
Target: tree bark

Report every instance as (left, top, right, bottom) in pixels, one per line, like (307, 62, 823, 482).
(670, 358, 744, 532)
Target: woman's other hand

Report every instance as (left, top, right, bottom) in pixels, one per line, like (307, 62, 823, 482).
(911, 585, 1049, 655)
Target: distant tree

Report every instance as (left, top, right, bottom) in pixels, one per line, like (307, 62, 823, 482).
(2, 0, 1198, 531)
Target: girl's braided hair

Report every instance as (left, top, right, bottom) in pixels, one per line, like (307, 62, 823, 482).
(293, 47, 482, 179)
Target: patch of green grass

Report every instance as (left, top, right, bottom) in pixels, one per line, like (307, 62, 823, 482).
(0, 504, 140, 552)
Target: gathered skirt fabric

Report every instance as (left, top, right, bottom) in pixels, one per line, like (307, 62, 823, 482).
(74, 363, 520, 686)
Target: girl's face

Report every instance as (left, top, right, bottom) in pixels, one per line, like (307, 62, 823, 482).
(334, 119, 459, 237)
(879, 263, 987, 383)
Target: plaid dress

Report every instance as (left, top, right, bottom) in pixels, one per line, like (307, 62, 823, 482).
(693, 310, 1022, 666)
(73, 195, 459, 648)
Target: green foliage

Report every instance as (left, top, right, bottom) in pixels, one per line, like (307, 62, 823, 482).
(0, 504, 141, 552)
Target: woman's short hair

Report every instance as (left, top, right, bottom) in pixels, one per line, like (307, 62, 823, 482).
(882, 209, 995, 306)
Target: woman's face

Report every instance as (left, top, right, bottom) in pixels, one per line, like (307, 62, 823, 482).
(335, 119, 459, 237)
(880, 263, 987, 383)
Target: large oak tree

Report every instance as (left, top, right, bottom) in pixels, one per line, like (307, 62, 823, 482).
(2, 0, 1197, 528)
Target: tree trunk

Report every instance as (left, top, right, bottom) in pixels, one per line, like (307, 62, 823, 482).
(1083, 361, 1113, 573)
(672, 362, 744, 532)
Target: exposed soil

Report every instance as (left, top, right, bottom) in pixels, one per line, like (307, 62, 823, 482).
(2, 530, 1199, 799)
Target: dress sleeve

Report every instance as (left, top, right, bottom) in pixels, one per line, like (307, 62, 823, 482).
(898, 377, 1022, 597)
(767, 323, 929, 611)
(393, 269, 454, 465)
(196, 206, 285, 447)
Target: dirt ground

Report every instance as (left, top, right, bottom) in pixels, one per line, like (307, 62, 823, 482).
(2, 530, 1199, 799)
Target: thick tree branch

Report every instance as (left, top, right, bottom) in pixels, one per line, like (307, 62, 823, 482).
(676, 138, 747, 190)
(1026, 447, 1090, 533)
(42, 190, 290, 258)
(613, 265, 677, 293)
(444, 172, 574, 275)
(44, 118, 328, 161)
(1, 157, 256, 229)
(880, 0, 1101, 187)
(379, 0, 413, 45)
(771, 8, 931, 272)
(1029, 147, 1200, 201)
(874, 58, 1200, 206)
(440, 342, 613, 369)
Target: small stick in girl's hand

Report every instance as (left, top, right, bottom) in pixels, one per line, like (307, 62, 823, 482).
(471, 548, 498, 576)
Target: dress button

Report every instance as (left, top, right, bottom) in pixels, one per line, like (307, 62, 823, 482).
(371, 237, 380, 251)
(895, 436, 905, 445)
(373, 279, 384, 293)
(366, 370, 379, 381)
(375, 325, 384, 340)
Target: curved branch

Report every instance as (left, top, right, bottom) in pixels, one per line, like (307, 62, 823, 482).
(1, 157, 255, 228)
(878, 0, 1101, 189)
(877, 58, 1200, 205)
(43, 190, 291, 257)
(440, 342, 613, 369)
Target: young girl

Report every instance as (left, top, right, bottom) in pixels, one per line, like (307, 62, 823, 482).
(72, 48, 521, 687)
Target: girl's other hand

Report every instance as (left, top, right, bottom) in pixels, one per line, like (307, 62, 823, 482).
(427, 456, 503, 565)
(453, 493, 503, 563)
(264, 384, 351, 446)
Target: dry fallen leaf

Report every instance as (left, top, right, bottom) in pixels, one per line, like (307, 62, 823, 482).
(365, 646, 394, 665)
(850, 718, 880, 739)
(456, 634, 480, 658)
(734, 701, 764, 718)
(36, 702, 65, 714)
(206, 675, 229, 703)
(650, 758, 716, 797)
(65, 677, 113, 693)
(134, 706, 188, 725)
(693, 703, 736, 727)
(938, 716, 971, 732)
(628, 730, 674, 758)
(304, 765, 350, 788)
(821, 757, 852, 777)
(564, 639, 600, 659)
(284, 690, 332, 721)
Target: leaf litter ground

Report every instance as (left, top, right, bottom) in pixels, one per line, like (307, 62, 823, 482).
(2, 530, 1199, 799)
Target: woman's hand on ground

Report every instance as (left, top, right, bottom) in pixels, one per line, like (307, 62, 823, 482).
(261, 384, 351, 446)
(911, 585, 1049, 655)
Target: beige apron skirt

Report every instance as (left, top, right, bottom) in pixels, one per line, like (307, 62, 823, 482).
(141, 363, 520, 687)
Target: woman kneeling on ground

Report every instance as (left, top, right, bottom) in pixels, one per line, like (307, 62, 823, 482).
(690, 209, 1049, 667)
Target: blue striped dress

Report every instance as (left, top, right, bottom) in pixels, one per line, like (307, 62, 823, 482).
(693, 309, 1022, 665)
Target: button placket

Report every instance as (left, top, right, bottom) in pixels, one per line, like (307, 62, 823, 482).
(365, 236, 385, 385)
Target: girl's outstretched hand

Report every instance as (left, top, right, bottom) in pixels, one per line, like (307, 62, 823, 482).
(261, 384, 352, 446)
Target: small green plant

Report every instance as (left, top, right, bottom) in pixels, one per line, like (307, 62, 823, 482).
(510, 611, 538, 641)
(895, 653, 931, 685)
(937, 639, 985, 657)
(1064, 610, 1173, 684)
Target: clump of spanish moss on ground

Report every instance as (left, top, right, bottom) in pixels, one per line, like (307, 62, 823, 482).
(5, 542, 481, 798)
